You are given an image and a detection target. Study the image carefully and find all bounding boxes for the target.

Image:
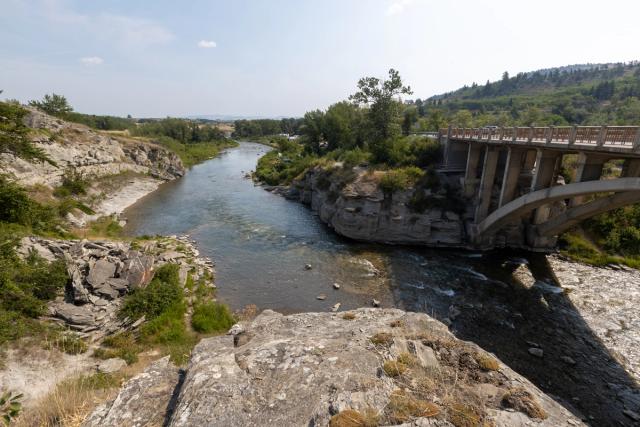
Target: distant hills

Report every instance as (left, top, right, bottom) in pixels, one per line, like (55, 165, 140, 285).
(416, 61, 640, 127)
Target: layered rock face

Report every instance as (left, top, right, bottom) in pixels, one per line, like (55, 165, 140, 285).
(0, 107, 184, 187)
(19, 235, 214, 340)
(285, 167, 465, 246)
(86, 309, 583, 426)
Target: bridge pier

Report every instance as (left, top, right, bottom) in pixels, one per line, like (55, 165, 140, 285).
(474, 146, 500, 223)
(529, 150, 561, 246)
(622, 158, 640, 177)
(570, 153, 609, 206)
(463, 143, 483, 197)
(498, 147, 524, 207)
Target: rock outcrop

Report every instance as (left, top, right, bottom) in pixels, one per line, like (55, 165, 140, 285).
(18, 235, 214, 340)
(86, 309, 584, 426)
(285, 167, 466, 246)
(1, 107, 184, 187)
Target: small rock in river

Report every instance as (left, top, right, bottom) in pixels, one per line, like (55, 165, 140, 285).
(623, 410, 640, 421)
(331, 303, 341, 312)
(304, 264, 312, 270)
(561, 355, 577, 365)
(316, 294, 327, 301)
(333, 283, 340, 290)
(372, 299, 380, 307)
(448, 305, 461, 320)
(528, 347, 544, 358)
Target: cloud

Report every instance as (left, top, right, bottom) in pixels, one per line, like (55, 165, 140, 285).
(386, 0, 414, 16)
(198, 40, 217, 48)
(80, 56, 104, 65)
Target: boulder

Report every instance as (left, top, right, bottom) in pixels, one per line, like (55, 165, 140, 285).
(83, 357, 180, 427)
(86, 259, 117, 287)
(97, 358, 127, 374)
(51, 303, 95, 326)
(160, 309, 582, 427)
(121, 252, 155, 288)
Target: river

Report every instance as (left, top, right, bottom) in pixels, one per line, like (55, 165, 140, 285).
(122, 142, 638, 426)
(123, 142, 534, 316)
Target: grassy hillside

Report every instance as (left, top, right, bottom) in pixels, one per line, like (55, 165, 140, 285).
(409, 62, 640, 130)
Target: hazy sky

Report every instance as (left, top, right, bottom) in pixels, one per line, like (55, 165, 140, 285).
(2, 0, 639, 117)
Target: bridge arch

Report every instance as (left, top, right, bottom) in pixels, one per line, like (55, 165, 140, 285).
(474, 177, 640, 238)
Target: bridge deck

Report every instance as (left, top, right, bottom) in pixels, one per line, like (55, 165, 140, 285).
(442, 126, 640, 157)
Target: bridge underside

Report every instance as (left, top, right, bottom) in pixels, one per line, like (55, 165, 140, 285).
(439, 128, 640, 250)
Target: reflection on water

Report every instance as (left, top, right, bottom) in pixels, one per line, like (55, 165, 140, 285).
(123, 142, 535, 315)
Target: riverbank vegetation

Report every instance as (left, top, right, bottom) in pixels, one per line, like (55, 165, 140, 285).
(25, 94, 238, 167)
(251, 66, 640, 267)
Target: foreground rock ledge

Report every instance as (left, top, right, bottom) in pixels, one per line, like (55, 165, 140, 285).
(86, 309, 583, 427)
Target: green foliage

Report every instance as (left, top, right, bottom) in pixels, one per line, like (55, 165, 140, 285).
(54, 168, 89, 197)
(119, 264, 183, 321)
(29, 93, 73, 116)
(62, 112, 134, 131)
(1, 391, 23, 425)
(133, 118, 226, 144)
(152, 136, 237, 168)
(191, 301, 235, 333)
(0, 224, 68, 346)
(350, 68, 413, 141)
(255, 138, 317, 185)
(379, 167, 424, 193)
(88, 216, 123, 238)
(0, 101, 50, 163)
(49, 332, 89, 355)
(0, 175, 59, 232)
(94, 332, 140, 365)
(233, 118, 303, 138)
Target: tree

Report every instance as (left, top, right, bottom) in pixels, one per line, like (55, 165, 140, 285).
(28, 93, 73, 116)
(401, 107, 418, 135)
(300, 110, 325, 154)
(323, 102, 363, 151)
(349, 68, 413, 141)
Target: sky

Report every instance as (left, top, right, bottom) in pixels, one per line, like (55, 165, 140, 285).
(2, 0, 640, 118)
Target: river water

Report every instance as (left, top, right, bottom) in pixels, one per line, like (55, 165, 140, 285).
(123, 142, 539, 316)
(123, 142, 638, 425)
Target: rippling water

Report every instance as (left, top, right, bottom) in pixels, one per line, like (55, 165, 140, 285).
(123, 142, 540, 315)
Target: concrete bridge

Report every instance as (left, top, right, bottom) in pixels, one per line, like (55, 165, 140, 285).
(438, 125, 640, 250)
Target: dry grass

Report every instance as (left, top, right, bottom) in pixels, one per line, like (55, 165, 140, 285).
(501, 388, 548, 420)
(15, 373, 119, 427)
(386, 389, 439, 423)
(447, 403, 484, 427)
(329, 408, 379, 427)
(382, 360, 408, 377)
(475, 354, 499, 371)
(341, 312, 356, 320)
(369, 332, 393, 346)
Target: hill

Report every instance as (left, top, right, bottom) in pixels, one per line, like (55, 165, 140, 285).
(409, 61, 640, 129)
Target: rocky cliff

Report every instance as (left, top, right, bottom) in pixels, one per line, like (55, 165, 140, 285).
(284, 167, 466, 246)
(85, 308, 583, 426)
(0, 107, 184, 187)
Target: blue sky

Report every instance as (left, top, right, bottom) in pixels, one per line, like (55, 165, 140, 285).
(2, 0, 640, 117)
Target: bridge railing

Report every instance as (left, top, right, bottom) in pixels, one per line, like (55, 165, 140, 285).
(446, 125, 640, 151)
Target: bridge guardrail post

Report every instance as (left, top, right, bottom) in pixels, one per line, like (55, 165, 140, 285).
(528, 127, 534, 143)
(569, 126, 577, 146)
(634, 128, 640, 152)
(546, 126, 554, 145)
(597, 126, 607, 147)
(512, 127, 517, 142)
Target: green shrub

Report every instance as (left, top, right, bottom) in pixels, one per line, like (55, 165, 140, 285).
(0, 176, 58, 232)
(0, 101, 51, 163)
(119, 264, 183, 321)
(191, 302, 235, 333)
(95, 332, 140, 365)
(54, 168, 88, 196)
(379, 167, 425, 193)
(88, 216, 123, 238)
(0, 391, 23, 425)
